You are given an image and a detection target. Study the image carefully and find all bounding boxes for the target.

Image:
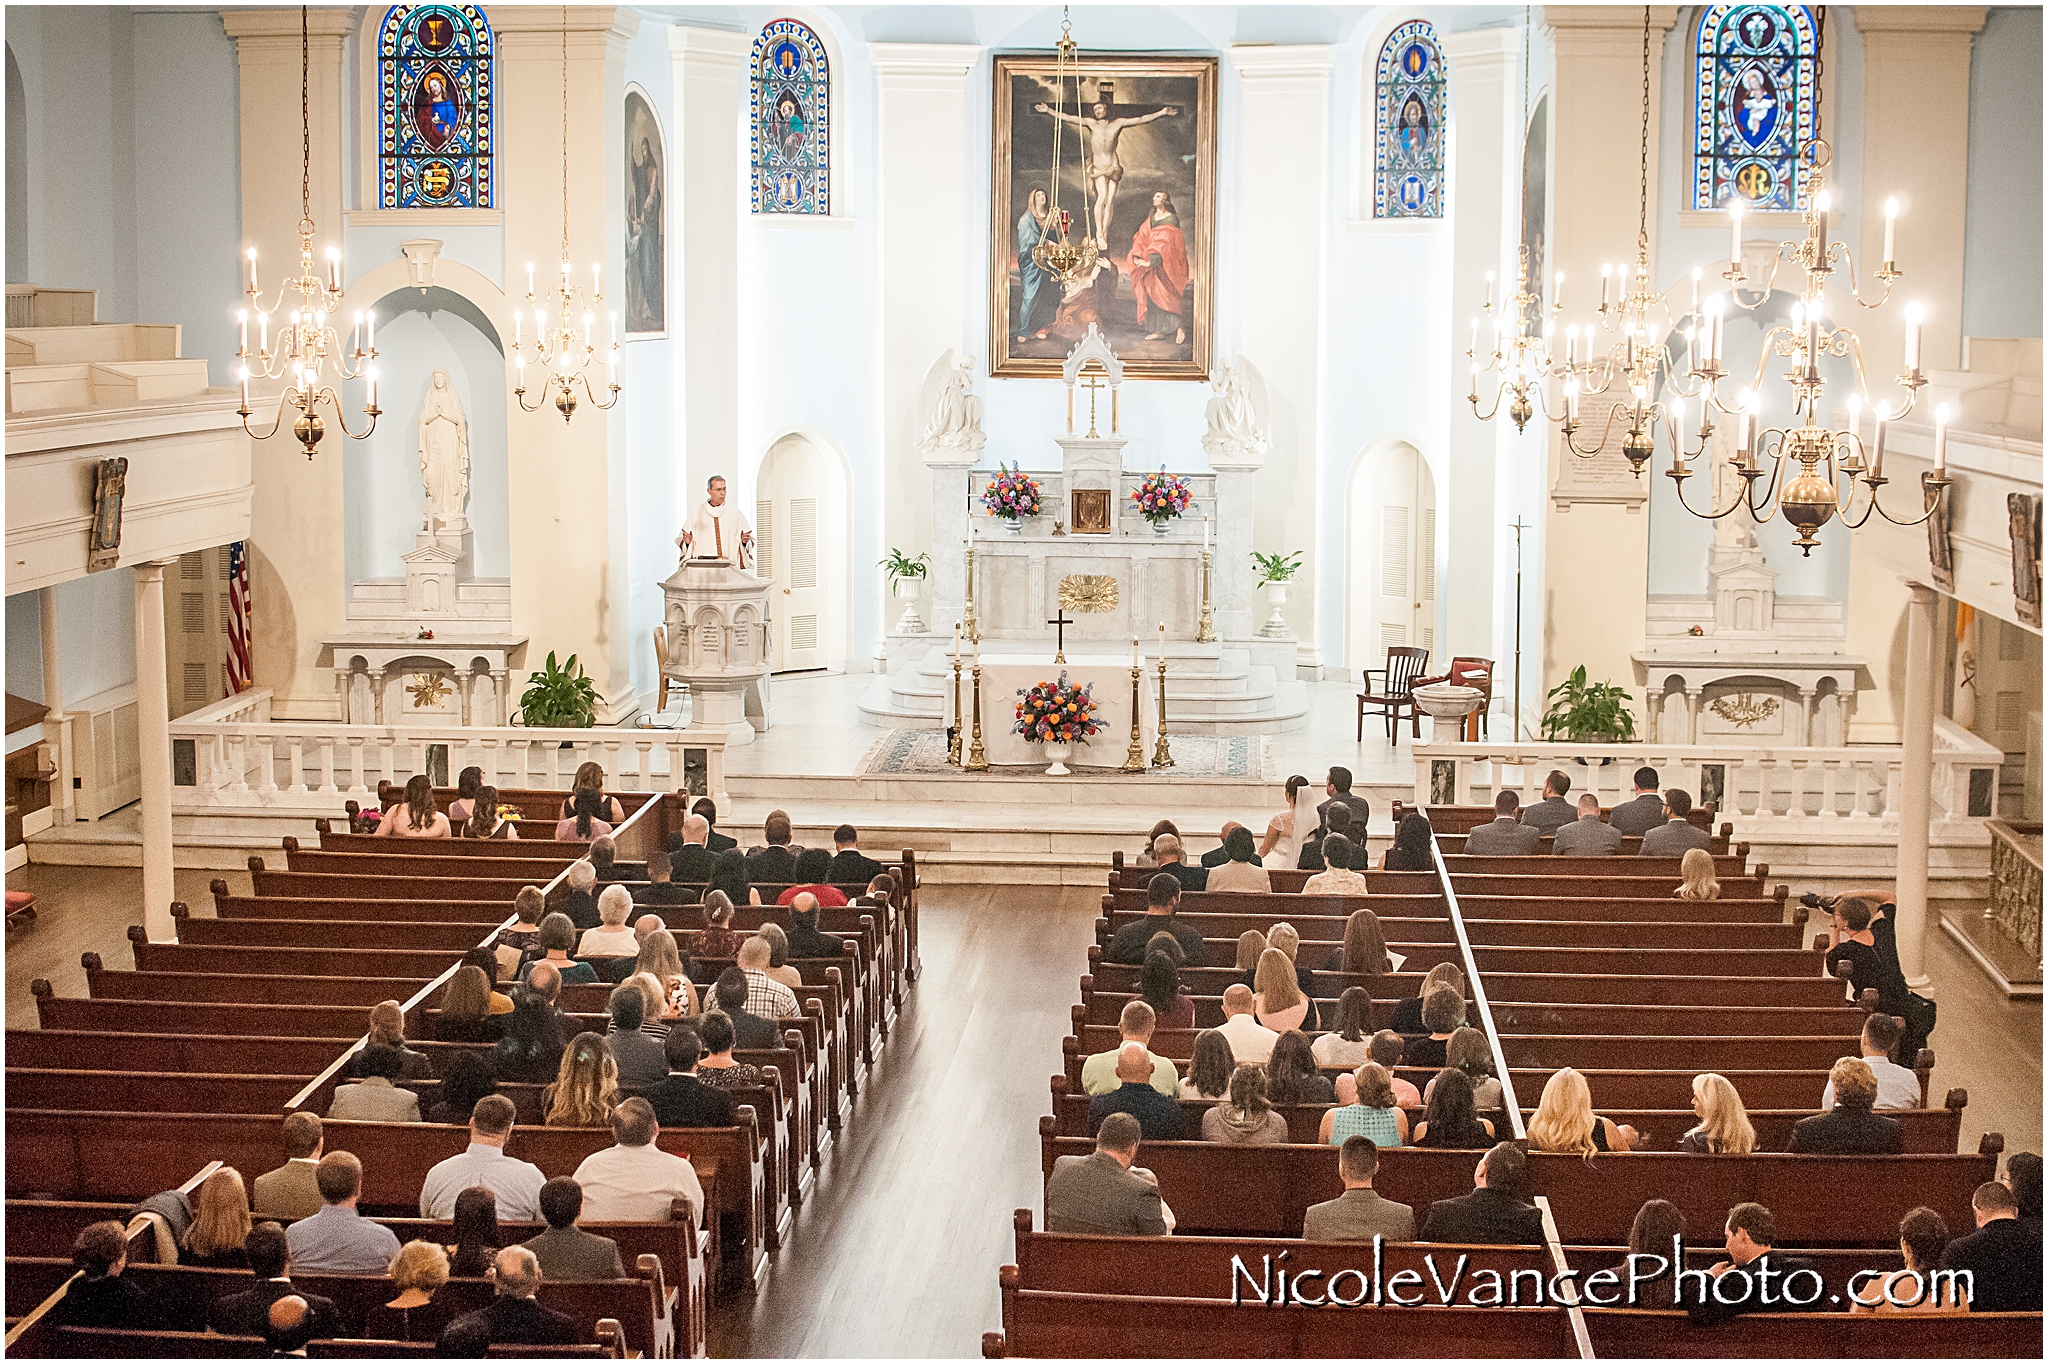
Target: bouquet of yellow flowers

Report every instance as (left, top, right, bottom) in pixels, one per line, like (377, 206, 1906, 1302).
(1013, 671, 1102, 745)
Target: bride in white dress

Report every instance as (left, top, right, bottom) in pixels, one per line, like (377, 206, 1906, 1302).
(1258, 775, 1312, 867)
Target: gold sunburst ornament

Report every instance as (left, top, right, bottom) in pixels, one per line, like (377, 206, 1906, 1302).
(1708, 693, 1779, 729)
(407, 673, 454, 709)
(1059, 574, 1119, 613)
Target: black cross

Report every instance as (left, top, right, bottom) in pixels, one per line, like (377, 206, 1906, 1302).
(1047, 609, 1074, 663)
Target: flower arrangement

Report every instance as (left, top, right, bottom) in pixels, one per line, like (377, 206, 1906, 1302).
(1014, 671, 1102, 746)
(1130, 468, 1192, 525)
(981, 463, 1043, 521)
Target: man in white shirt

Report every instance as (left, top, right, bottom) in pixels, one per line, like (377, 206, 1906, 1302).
(571, 1098, 704, 1228)
(1215, 984, 1279, 1064)
(738, 936, 800, 1018)
(1820, 1013, 1923, 1111)
(676, 476, 754, 568)
(1079, 999, 1179, 1097)
(419, 1095, 547, 1223)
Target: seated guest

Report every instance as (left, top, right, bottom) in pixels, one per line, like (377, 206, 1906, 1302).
(1206, 825, 1271, 892)
(1106, 875, 1206, 965)
(1790, 1058, 1905, 1153)
(347, 1000, 436, 1081)
(1382, 811, 1436, 871)
(1244, 922, 1318, 1022)
(427, 1052, 500, 1126)
(694, 1008, 765, 1089)
(328, 1044, 423, 1122)
(1411, 1069, 1496, 1149)
(208, 1222, 341, 1339)
(523, 1178, 627, 1282)
(1088, 1042, 1186, 1141)
(647, 1026, 738, 1128)
(493, 888, 548, 978)
(1674, 847, 1721, 901)
(435, 966, 504, 1044)
(573, 1098, 705, 1226)
(437, 1247, 579, 1352)
(1252, 947, 1310, 1033)
(1137, 949, 1195, 1031)
(1462, 790, 1542, 855)
(555, 786, 613, 844)
(577, 885, 642, 960)
(1370, 1031, 1422, 1108)
(1423, 1027, 1506, 1114)
(1822, 1013, 1921, 1111)
(379, 774, 452, 839)
(668, 815, 719, 884)
(1527, 1066, 1637, 1155)
(1340, 908, 1392, 979)
(1148, 833, 1209, 891)
(461, 946, 516, 1012)
(181, 1166, 254, 1269)
(1550, 793, 1624, 856)
(1606, 766, 1667, 836)
(1688, 1202, 1823, 1323)
(1216, 984, 1279, 1065)
(1420, 1143, 1543, 1245)
(1179, 1029, 1235, 1100)
(746, 809, 802, 883)
(708, 968, 779, 1052)
(286, 1152, 401, 1274)
(1302, 834, 1369, 894)
(1267, 1028, 1336, 1104)
(1641, 787, 1713, 856)
(56, 1219, 168, 1329)
(1304, 1136, 1415, 1242)
(1234, 928, 1268, 975)
(588, 834, 626, 882)
(1317, 765, 1372, 838)
(270, 1295, 322, 1354)
(1681, 1072, 1757, 1154)
(1825, 896, 1912, 1016)
(827, 824, 885, 884)
(421, 1095, 547, 1222)
(711, 849, 763, 907)
(1081, 1000, 1179, 1097)
(447, 766, 485, 828)
(1400, 986, 1465, 1070)
(253, 1112, 327, 1220)
(604, 983, 670, 1090)
(1259, 775, 1312, 865)
(1942, 1179, 2043, 1311)
(738, 934, 800, 1017)
(1202, 1063, 1289, 1144)
(634, 933, 700, 1019)
(782, 896, 842, 962)
(494, 981, 568, 1084)
(692, 892, 746, 970)
(465, 785, 517, 841)
(1300, 803, 1365, 872)
(1199, 821, 1249, 868)
(1851, 1207, 1966, 1314)
(1391, 962, 1467, 1034)
(364, 1240, 456, 1343)
(1624, 1200, 1686, 1309)
(1045, 1112, 1168, 1236)
(523, 912, 599, 986)
(1133, 820, 1179, 868)
(552, 859, 601, 931)
(544, 1033, 621, 1128)
(446, 1187, 500, 1277)
(2012, 1151, 2043, 1225)
(1521, 771, 1577, 836)
(1312, 987, 1377, 1068)
(694, 797, 737, 852)
(778, 848, 850, 906)
(1319, 1061, 1409, 1148)
(755, 922, 805, 989)
(560, 763, 628, 825)
(634, 851, 696, 908)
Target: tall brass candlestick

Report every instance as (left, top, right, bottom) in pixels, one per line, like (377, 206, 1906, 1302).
(1120, 663, 1147, 772)
(964, 663, 990, 771)
(948, 654, 964, 765)
(1195, 548, 1217, 643)
(1152, 652, 1175, 768)
(963, 538, 981, 643)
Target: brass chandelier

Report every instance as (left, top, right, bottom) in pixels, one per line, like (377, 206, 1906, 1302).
(236, 5, 381, 459)
(1030, 8, 1100, 287)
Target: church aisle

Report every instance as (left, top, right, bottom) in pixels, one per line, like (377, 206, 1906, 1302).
(707, 882, 1101, 1358)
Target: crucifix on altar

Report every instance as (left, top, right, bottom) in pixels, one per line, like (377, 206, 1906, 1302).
(1047, 608, 1074, 663)
(1066, 367, 1118, 440)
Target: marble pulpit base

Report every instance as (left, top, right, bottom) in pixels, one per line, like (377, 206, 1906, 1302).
(943, 654, 1158, 768)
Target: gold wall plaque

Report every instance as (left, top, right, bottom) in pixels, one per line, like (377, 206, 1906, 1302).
(1071, 488, 1112, 534)
(1058, 575, 1119, 613)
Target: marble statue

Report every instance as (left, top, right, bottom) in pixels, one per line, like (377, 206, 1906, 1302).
(419, 368, 469, 531)
(1712, 427, 1757, 550)
(1201, 354, 1272, 464)
(916, 349, 987, 458)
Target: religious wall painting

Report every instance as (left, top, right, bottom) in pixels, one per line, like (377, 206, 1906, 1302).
(750, 18, 830, 215)
(2010, 492, 2042, 629)
(1692, 4, 1817, 212)
(1375, 21, 1448, 220)
(990, 52, 1217, 380)
(623, 86, 666, 336)
(378, 4, 494, 209)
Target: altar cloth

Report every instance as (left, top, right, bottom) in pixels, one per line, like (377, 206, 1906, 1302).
(943, 653, 1160, 768)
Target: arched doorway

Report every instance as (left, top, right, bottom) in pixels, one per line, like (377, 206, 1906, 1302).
(1345, 439, 1438, 676)
(755, 430, 849, 673)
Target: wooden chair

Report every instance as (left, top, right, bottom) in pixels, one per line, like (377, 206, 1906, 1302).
(1414, 655, 1495, 739)
(1355, 646, 1430, 743)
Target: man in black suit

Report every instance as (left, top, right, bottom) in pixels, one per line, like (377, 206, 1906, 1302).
(712, 968, 780, 1050)
(745, 810, 801, 884)
(1316, 766, 1371, 839)
(826, 824, 885, 884)
(438, 1246, 579, 1352)
(1419, 1144, 1544, 1245)
(207, 1222, 343, 1340)
(1199, 822, 1260, 868)
(549, 859, 601, 931)
(783, 897, 842, 960)
(1298, 805, 1363, 872)
(634, 850, 695, 906)
(646, 1026, 738, 1129)
(1944, 1178, 2043, 1311)
(667, 816, 719, 884)
(1686, 1202, 1826, 1323)
(1085, 1043, 1185, 1141)
(1104, 876, 1206, 965)
(1148, 834, 1208, 891)
(1788, 1058, 1905, 1154)
(694, 798, 738, 852)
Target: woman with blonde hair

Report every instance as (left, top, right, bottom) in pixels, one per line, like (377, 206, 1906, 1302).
(1681, 1072, 1757, 1154)
(1318, 1061, 1409, 1147)
(635, 928, 700, 1017)
(1232, 929, 1269, 973)
(1527, 1067, 1637, 1157)
(1202, 1064, 1289, 1144)
(366, 1241, 456, 1341)
(1340, 908, 1390, 978)
(755, 923, 803, 990)
(1675, 847, 1721, 901)
(1392, 961, 1468, 1034)
(1251, 948, 1308, 1032)
(1246, 921, 1319, 1028)
(180, 1167, 253, 1268)
(379, 774, 450, 838)
(543, 1032, 619, 1127)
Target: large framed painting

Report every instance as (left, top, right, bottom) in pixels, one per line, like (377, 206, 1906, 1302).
(623, 85, 666, 337)
(990, 53, 1217, 380)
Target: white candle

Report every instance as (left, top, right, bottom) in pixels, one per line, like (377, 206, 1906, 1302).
(1883, 197, 1899, 264)
(593, 263, 601, 298)
(562, 260, 570, 284)
(1564, 376, 1580, 423)
(1484, 270, 1495, 311)
(1737, 405, 1754, 463)
(326, 246, 341, 293)
(1600, 263, 1612, 309)
(1814, 190, 1830, 264)
(1870, 403, 1889, 479)
(1203, 512, 1211, 553)
(610, 312, 618, 345)
(515, 311, 522, 345)
(953, 622, 961, 661)
(1845, 393, 1862, 448)
(238, 310, 249, 354)
(1711, 301, 1725, 364)
(1934, 403, 1950, 473)
(1690, 267, 1701, 312)
(259, 311, 268, 354)
(973, 630, 980, 666)
(1729, 202, 1743, 268)
(527, 262, 537, 296)
(238, 365, 250, 410)
(1554, 271, 1564, 309)
(1469, 363, 1479, 399)
(245, 247, 259, 294)
(1806, 307, 1821, 381)
(1905, 302, 1923, 374)
(366, 367, 378, 412)
(1132, 637, 1139, 668)
(365, 311, 375, 352)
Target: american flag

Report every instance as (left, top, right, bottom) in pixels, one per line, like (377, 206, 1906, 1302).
(224, 541, 252, 695)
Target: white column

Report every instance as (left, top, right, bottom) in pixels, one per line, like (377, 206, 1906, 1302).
(925, 457, 977, 634)
(1643, 687, 1663, 744)
(668, 27, 747, 503)
(1684, 687, 1702, 743)
(1208, 461, 1262, 640)
(1796, 688, 1816, 747)
(38, 584, 72, 821)
(134, 561, 177, 941)
(1894, 582, 1939, 989)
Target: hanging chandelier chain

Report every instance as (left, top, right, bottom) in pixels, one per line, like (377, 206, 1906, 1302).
(301, 4, 311, 224)
(1517, 6, 1531, 218)
(1636, 5, 1650, 248)
(561, 5, 570, 260)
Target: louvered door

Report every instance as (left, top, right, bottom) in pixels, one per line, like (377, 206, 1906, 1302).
(1349, 443, 1438, 674)
(758, 455, 829, 672)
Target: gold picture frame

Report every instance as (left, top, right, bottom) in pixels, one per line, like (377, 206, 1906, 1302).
(1070, 488, 1113, 534)
(990, 51, 1217, 380)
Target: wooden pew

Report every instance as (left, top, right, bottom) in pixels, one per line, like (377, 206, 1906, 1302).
(1397, 801, 1719, 835)
(213, 889, 512, 924)
(43, 1325, 619, 1359)
(5, 1069, 313, 1114)
(7, 1030, 365, 1076)
(1108, 854, 1756, 893)
(169, 913, 491, 954)
(29, 989, 366, 1039)
(1581, 1308, 2042, 1358)
(1103, 888, 1789, 927)
(4, 1200, 137, 1260)
(249, 867, 556, 902)
(1099, 909, 1801, 953)
(90, 960, 435, 1009)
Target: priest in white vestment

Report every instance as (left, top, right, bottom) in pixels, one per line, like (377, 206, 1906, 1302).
(677, 475, 754, 569)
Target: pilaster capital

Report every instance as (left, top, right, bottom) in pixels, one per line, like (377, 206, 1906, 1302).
(1230, 43, 1334, 87)
(220, 8, 353, 44)
(1851, 6, 1987, 37)
(868, 43, 981, 85)
(488, 6, 627, 39)
(668, 25, 749, 67)
(1439, 27, 1519, 65)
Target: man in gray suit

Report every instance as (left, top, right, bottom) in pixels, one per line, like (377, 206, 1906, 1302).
(522, 1177, 626, 1281)
(1044, 1112, 1168, 1236)
(1303, 1137, 1415, 1242)
(326, 1045, 422, 1122)
(1520, 771, 1577, 836)
(1461, 791, 1542, 855)
(1550, 794, 1625, 855)
(1640, 788, 1714, 856)
(1607, 767, 1669, 836)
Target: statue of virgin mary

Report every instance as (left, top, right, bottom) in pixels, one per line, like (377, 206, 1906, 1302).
(418, 368, 469, 531)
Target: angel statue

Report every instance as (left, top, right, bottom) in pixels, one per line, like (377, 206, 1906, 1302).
(1201, 354, 1272, 465)
(916, 349, 988, 459)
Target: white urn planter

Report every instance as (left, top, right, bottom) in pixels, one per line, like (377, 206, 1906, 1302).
(1259, 580, 1291, 637)
(892, 580, 928, 634)
(1412, 682, 1487, 743)
(1043, 741, 1073, 776)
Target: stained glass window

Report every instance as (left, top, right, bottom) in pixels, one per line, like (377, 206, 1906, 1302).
(750, 19, 830, 215)
(378, 4, 494, 209)
(1692, 4, 1817, 212)
(1375, 21, 1448, 220)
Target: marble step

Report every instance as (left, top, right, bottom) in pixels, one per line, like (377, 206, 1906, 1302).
(855, 682, 1310, 735)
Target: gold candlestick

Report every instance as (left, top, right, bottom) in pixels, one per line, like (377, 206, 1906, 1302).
(1195, 549, 1217, 643)
(1152, 653, 1175, 768)
(948, 655, 964, 765)
(1120, 664, 1147, 772)
(964, 663, 990, 771)
(963, 539, 981, 643)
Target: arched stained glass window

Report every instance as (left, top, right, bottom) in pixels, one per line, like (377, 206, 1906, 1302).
(378, 4, 494, 209)
(1374, 21, 1448, 220)
(750, 19, 830, 215)
(1692, 4, 1817, 211)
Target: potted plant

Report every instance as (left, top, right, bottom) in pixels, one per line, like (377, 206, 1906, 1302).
(1130, 468, 1192, 536)
(981, 463, 1043, 534)
(1251, 549, 1304, 636)
(1013, 671, 1102, 776)
(518, 651, 604, 730)
(1540, 665, 1637, 752)
(880, 549, 931, 634)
